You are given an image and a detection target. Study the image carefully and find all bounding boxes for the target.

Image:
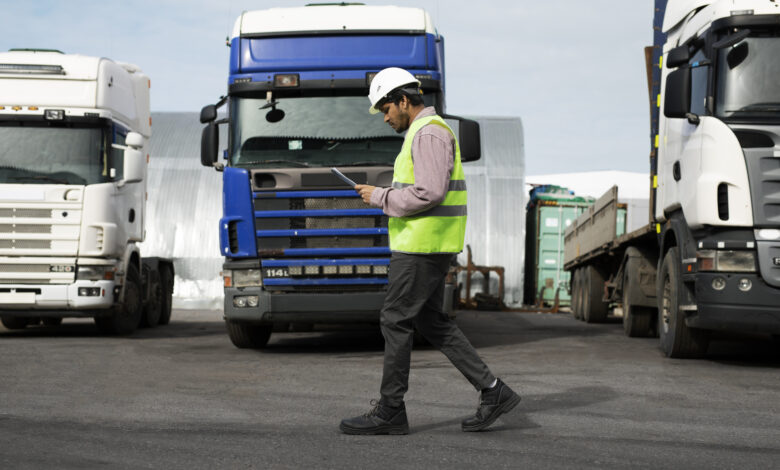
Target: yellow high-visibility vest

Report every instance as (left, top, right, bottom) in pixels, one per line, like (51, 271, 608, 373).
(388, 115, 467, 253)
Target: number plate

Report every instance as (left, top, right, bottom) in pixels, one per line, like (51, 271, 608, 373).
(0, 292, 36, 305)
(263, 268, 289, 278)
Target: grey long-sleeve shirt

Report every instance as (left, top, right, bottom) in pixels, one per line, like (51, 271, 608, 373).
(369, 107, 455, 217)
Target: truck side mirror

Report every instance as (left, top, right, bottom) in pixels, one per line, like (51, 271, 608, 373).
(122, 147, 145, 185)
(442, 114, 481, 162)
(664, 67, 691, 119)
(458, 118, 482, 162)
(666, 45, 690, 68)
(200, 104, 217, 124)
(125, 131, 143, 149)
(201, 122, 219, 167)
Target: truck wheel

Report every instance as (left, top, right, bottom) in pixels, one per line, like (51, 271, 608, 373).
(225, 320, 272, 349)
(141, 269, 162, 327)
(42, 317, 63, 327)
(583, 265, 607, 323)
(1, 316, 29, 330)
(572, 268, 583, 320)
(658, 247, 709, 358)
(95, 263, 143, 335)
(157, 265, 174, 325)
(570, 269, 579, 319)
(623, 300, 653, 337)
(623, 258, 653, 337)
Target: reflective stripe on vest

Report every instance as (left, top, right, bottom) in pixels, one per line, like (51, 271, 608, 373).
(388, 115, 467, 254)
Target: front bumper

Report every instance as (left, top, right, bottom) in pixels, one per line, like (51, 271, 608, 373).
(224, 286, 386, 323)
(688, 273, 780, 334)
(0, 280, 117, 314)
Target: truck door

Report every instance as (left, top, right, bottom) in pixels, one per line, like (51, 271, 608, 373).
(111, 123, 145, 243)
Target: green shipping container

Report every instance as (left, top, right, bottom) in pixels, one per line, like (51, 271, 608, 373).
(524, 186, 626, 307)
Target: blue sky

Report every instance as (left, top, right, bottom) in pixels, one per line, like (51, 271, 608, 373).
(2, 1, 653, 175)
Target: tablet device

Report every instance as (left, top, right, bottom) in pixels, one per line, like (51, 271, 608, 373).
(330, 167, 357, 188)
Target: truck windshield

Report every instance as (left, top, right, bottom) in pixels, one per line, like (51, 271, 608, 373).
(0, 122, 109, 185)
(716, 34, 780, 121)
(230, 95, 404, 168)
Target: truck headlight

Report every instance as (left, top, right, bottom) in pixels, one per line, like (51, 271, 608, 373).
(76, 266, 114, 281)
(233, 269, 262, 287)
(696, 250, 756, 272)
(233, 295, 259, 308)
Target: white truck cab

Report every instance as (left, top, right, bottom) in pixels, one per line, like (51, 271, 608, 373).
(0, 49, 173, 334)
(565, 0, 780, 358)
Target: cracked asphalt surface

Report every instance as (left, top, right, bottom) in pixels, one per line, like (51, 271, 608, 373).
(1, 309, 779, 469)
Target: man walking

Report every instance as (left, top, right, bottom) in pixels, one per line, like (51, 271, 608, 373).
(339, 67, 520, 435)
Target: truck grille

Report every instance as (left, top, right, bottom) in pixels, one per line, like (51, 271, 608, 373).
(0, 264, 51, 272)
(254, 189, 390, 291)
(0, 260, 75, 284)
(0, 208, 52, 218)
(0, 203, 80, 256)
(0, 240, 52, 249)
(0, 224, 53, 233)
(741, 135, 780, 225)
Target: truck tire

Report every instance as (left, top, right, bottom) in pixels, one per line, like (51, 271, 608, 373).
(225, 320, 272, 349)
(583, 265, 608, 323)
(1, 316, 29, 330)
(572, 268, 584, 320)
(577, 268, 585, 321)
(157, 265, 174, 325)
(570, 269, 579, 319)
(95, 263, 143, 335)
(141, 269, 162, 327)
(658, 247, 709, 358)
(623, 257, 653, 337)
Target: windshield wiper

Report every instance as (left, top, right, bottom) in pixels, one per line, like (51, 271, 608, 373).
(240, 160, 311, 167)
(11, 175, 70, 184)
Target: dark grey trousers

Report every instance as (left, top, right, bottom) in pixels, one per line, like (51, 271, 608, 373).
(379, 252, 496, 407)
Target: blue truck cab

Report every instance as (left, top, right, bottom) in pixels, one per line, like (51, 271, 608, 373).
(200, 4, 481, 348)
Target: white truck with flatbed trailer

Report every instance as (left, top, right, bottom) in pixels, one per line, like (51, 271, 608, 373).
(565, 0, 780, 357)
(0, 49, 173, 334)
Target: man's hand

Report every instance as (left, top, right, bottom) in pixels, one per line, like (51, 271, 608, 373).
(354, 184, 376, 205)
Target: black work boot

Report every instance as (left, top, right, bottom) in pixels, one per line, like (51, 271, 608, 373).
(461, 378, 521, 432)
(340, 400, 410, 435)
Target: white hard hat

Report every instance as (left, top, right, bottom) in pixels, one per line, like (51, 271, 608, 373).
(367, 67, 421, 114)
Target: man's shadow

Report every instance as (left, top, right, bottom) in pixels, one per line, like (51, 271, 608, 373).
(412, 385, 617, 433)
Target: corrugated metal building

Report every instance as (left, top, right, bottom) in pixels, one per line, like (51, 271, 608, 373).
(141, 113, 525, 308)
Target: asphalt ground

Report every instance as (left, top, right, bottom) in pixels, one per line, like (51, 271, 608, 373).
(1, 309, 779, 469)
